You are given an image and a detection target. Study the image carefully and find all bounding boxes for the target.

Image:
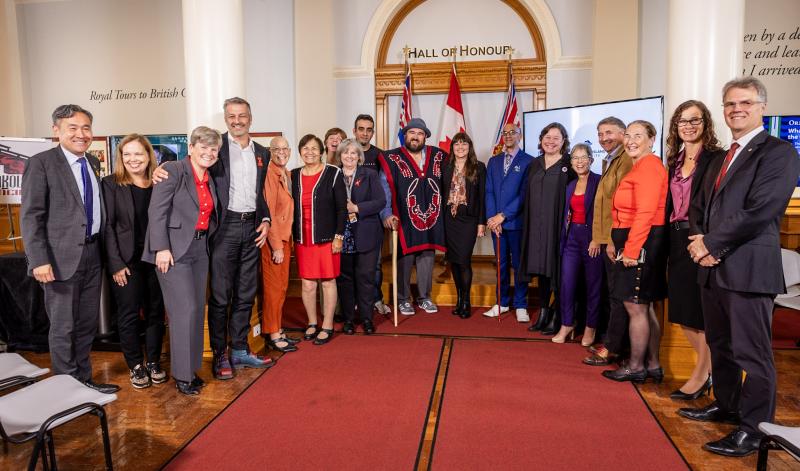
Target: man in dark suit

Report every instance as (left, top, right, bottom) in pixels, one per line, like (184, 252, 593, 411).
(483, 123, 533, 322)
(206, 97, 274, 378)
(680, 77, 800, 457)
(20, 104, 119, 394)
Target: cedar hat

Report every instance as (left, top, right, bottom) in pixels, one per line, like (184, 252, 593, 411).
(402, 118, 431, 138)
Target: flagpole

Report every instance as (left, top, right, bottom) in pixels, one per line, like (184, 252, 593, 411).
(392, 45, 410, 328)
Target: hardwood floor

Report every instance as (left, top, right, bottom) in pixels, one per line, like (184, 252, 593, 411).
(2, 339, 798, 470)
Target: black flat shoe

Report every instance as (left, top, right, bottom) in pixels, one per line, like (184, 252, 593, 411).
(601, 366, 647, 383)
(268, 338, 298, 353)
(646, 367, 664, 384)
(313, 328, 334, 345)
(670, 376, 712, 400)
(362, 320, 375, 335)
(176, 380, 199, 396)
(677, 402, 740, 424)
(342, 322, 355, 335)
(303, 324, 319, 341)
(703, 429, 761, 457)
(191, 375, 206, 389)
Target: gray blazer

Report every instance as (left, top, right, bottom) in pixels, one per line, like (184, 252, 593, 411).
(21, 145, 104, 279)
(142, 159, 218, 263)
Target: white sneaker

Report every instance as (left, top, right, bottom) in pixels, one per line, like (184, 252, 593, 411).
(482, 305, 509, 318)
(374, 300, 391, 315)
(515, 308, 530, 323)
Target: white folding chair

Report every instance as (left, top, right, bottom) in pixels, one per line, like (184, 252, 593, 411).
(0, 374, 117, 470)
(0, 353, 50, 391)
(757, 422, 800, 471)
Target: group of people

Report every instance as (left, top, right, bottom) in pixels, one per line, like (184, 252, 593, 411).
(20, 76, 798, 458)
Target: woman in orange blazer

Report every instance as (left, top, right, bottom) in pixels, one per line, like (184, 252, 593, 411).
(260, 136, 297, 353)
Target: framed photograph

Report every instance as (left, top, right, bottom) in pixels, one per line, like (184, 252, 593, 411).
(86, 137, 110, 177)
(109, 134, 189, 165)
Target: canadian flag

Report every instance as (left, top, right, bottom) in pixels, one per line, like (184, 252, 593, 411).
(437, 64, 466, 153)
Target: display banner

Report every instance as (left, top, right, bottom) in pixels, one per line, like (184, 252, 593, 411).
(0, 138, 55, 204)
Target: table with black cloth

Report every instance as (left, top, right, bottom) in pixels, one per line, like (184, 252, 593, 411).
(0, 252, 49, 351)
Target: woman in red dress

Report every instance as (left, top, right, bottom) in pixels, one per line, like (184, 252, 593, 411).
(291, 134, 347, 345)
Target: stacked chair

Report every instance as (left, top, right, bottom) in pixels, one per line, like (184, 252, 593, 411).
(757, 422, 800, 471)
(0, 353, 117, 470)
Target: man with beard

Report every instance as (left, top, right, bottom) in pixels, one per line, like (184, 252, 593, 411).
(354, 113, 391, 315)
(583, 116, 633, 366)
(380, 118, 446, 316)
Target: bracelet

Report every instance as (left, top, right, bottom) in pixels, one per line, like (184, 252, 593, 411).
(334, 234, 344, 241)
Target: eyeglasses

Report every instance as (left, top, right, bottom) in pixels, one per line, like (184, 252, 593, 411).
(501, 131, 518, 137)
(677, 118, 704, 127)
(270, 147, 290, 153)
(722, 100, 764, 110)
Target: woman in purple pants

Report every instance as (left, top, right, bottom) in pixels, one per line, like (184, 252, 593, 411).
(553, 143, 603, 345)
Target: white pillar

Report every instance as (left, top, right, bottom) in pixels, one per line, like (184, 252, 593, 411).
(181, 0, 245, 133)
(666, 0, 745, 143)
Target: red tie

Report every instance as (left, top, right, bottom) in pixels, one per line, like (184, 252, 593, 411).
(714, 142, 740, 191)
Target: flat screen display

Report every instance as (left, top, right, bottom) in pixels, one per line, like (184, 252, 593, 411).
(523, 96, 664, 174)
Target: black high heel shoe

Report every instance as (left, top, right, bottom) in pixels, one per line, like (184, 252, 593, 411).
(313, 328, 334, 345)
(646, 367, 664, 384)
(303, 324, 319, 341)
(670, 375, 712, 400)
(529, 307, 551, 331)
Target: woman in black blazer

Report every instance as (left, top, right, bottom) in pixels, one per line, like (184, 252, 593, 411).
(102, 134, 165, 389)
(442, 132, 486, 318)
(334, 139, 386, 334)
(142, 126, 220, 395)
(665, 100, 723, 400)
(291, 134, 347, 345)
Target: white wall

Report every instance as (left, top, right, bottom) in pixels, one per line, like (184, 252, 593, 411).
(17, 0, 186, 137)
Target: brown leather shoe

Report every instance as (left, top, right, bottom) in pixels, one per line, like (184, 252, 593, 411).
(582, 353, 610, 366)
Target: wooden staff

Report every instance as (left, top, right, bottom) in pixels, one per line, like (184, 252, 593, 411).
(392, 229, 399, 327)
(495, 233, 502, 323)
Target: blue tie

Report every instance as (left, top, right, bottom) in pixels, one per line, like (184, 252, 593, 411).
(78, 156, 93, 238)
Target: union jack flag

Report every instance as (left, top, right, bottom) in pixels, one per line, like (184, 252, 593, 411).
(398, 62, 413, 146)
(492, 65, 521, 155)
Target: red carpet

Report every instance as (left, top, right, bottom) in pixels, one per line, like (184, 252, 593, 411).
(431, 339, 687, 470)
(282, 298, 800, 347)
(280, 297, 552, 340)
(166, 335, 443, 471)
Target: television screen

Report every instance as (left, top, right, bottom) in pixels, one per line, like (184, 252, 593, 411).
(523, 96, 664, 174)
(763, 115, 800, 155)
(109, 134, 189, 169)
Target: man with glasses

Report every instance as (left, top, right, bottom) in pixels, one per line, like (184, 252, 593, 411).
(483, 123, 533, 322)
(679, 77, 799, 458)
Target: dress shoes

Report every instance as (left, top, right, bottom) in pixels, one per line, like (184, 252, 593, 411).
(677, 402, 741, 425)
(670, 376, 712, 401)
(601, 366, 647, 383)
(191, 375, 206, 389)
(313, 328, 335, 345)
(83, 379, 121, 394)
(304, 324, 320, 340)
(176, 380, 200, 396)
(212, 353, 235, 380)
(342, 322, 356, 335)
(362, 320, 375, 335)
(267, 337, 298, 353)
(582, 353, 611, 366)
(646, 367, 664, 384)
(702, 429, 761, 457)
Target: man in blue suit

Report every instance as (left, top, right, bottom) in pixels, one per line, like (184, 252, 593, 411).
(484, 123, 533, 321)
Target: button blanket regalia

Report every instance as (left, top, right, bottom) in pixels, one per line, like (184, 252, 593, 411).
(379, 145, 447, 255)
